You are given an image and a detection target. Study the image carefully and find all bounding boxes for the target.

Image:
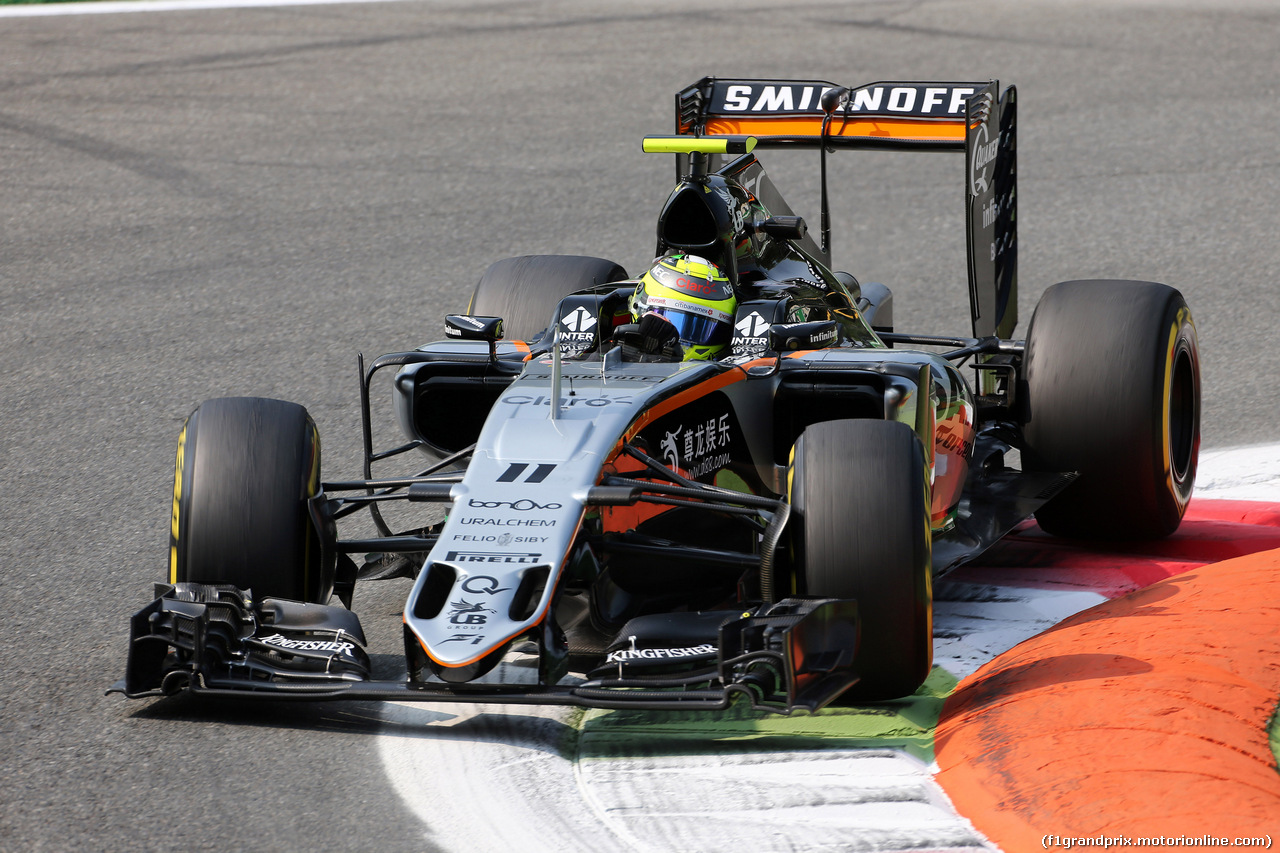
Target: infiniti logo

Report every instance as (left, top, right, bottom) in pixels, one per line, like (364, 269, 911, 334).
(468, 498, 563, 511)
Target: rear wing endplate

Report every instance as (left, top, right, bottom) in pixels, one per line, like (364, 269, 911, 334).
(675, 78, 1017, 338)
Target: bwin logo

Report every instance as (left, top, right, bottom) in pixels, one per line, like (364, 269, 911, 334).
(736, 312, 770, 338)
(561, 307, 597, 333)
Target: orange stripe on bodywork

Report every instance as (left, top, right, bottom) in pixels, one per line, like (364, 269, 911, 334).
(417, 606, 545, 670)
(598, 365, 763, 531)
(704, 116, 967, 144)
(616, 367, 753, 452)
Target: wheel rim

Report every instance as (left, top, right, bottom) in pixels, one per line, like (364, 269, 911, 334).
(1168, 344, 1197, 486)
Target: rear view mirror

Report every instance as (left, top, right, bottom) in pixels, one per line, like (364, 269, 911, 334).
(757, 216, 807, 241)
(444, 315, 504, 342)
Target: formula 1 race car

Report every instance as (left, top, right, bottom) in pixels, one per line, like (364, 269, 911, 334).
(111, 78, 1200, 711)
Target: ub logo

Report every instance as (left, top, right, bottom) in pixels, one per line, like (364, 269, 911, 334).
(448, 599, 496, 625)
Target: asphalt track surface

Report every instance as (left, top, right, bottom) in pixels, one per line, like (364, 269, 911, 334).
(2, 1, 1279, 850)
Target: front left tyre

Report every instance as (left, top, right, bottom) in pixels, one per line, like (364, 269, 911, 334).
(169, 396, 330, 603)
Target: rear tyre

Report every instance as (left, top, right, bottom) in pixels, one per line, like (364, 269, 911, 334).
(468, 255, 628, 343)
(789, 419, 933, 701)
(169, 397, 328, 603)
(1023, 280, 1200, 540)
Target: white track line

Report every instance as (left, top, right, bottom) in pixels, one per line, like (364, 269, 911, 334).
(1195, 444, 1280, 500)
(573, 750, 993, 853)
(378, 445, 1280, 853)
(0, 0, 418, 17)
(378, 702, 629, 853)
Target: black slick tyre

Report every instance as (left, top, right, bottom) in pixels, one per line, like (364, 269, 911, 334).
(1023, 280, 1200, 540)
(169, 397, 328, 603)
(467, 255, 628, 343)
(789, 419, 933, 701)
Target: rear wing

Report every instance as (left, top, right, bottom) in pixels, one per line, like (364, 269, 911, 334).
(675, 78, 1018, 338)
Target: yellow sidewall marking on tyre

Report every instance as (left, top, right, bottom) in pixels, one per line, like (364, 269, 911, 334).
(1162, 306, 1194, 508)
(169, 423, 187, 584)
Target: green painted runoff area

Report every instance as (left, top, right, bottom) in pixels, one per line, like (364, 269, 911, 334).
(577, 667, 957, 764)
(1271, 705, 1280, 768)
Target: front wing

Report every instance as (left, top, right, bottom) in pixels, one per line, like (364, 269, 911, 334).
(109, 583, 860, 714)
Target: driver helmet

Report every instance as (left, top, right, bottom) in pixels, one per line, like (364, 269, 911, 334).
(631, 254, 736, 361)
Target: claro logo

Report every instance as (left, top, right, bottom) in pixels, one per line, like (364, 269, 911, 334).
(504, 394, 632, 407)
(672, 277, 719, 295)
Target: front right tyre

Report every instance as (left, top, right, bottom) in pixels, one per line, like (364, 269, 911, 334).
(169, 396, 329, 603)
(789, 418, 933, 701)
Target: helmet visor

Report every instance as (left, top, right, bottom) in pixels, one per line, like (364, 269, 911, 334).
(647, 306, 732, 347)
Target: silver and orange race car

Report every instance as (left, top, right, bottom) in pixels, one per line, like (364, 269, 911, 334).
(112, 78, 1199, 711)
